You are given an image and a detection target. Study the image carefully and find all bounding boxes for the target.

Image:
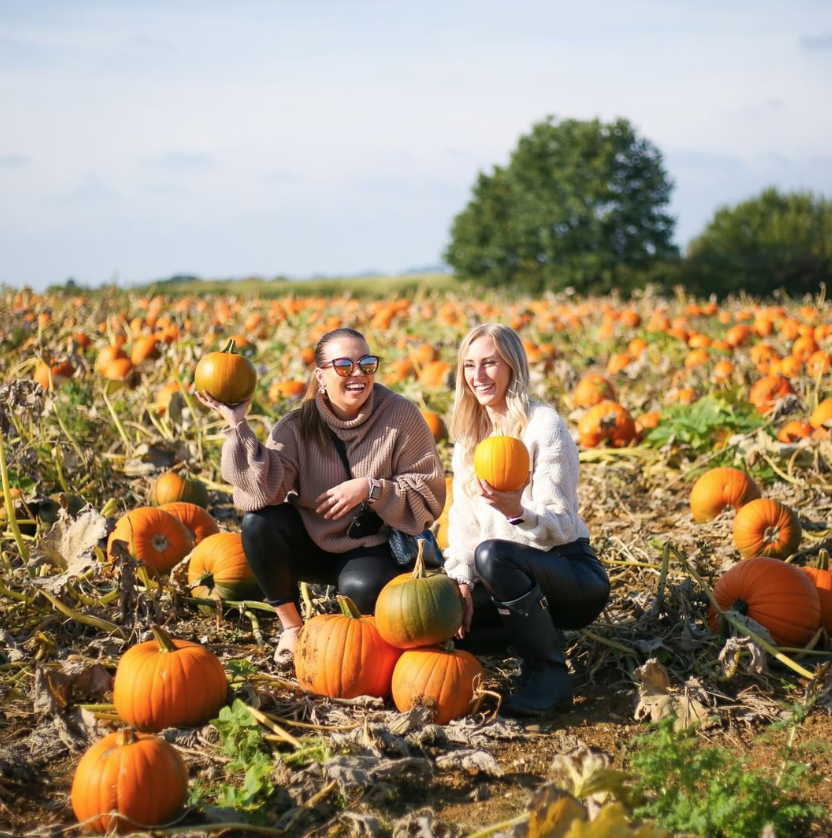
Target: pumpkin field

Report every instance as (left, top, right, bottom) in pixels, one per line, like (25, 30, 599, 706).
(2, 279, 832, 838)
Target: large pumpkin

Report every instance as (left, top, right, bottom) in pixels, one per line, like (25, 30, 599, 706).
(113, 624, 228, 732)
(709, 556, 820, 647)
(294, 595, 402, 699)
(577, 400, 636, 449)
(689, 467, 762, 523)
(152, 472, 209, 508)
(194, 338, 257, 405)
(187, 531, 261, 602)
(159, 501, 219, 546)
(732, 498, 802, 559)
(800, 556, 832, 634)
(391, 643, 484, 725)
(71, 728, 188, 835)
(375, 542, 463, 649)
(473, 436, 530, 492)
(107, 507, 194, 574)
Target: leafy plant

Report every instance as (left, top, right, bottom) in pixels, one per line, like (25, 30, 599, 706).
(629, 716, 824, 838)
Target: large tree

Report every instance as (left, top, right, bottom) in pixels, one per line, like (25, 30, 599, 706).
(444, 116, 678, 293)
(682, 188, 832, 299)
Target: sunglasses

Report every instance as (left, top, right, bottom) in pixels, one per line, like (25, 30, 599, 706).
(320, 355, 380, 377)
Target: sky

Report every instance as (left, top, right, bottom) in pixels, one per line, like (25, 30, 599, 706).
(1, 0, 831, 292)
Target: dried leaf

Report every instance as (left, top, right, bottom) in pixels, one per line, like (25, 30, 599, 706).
(512, 785, 587, 838)
(561, 802, 669, 838)
(633, 659, 712, 731)
(435, 748, 503, 776)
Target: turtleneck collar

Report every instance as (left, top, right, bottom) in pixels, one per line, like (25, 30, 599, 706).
(315, 388, 376, 431)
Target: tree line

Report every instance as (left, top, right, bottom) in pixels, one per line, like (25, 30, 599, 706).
(443, 116, 832, 300)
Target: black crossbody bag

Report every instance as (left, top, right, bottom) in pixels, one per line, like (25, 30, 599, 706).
(329, 431, 384, 538)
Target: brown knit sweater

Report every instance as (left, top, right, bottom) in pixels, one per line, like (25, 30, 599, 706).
(221, 384, 446, 553)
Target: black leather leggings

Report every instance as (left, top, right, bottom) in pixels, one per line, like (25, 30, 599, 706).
(457, 537, 610, 653)
(241, 503, 411, 615)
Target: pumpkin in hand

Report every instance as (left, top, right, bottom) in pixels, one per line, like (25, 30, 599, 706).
(113, 624, 227, 732)
(689, 467, 762, 523)
(473, 436, 530, 491)
(375, 541, 463, 649)
(294, 595, 402, 699)
(732, 498, 802, 559)
(194, 338, 257, 405)
(71, 728, 188, 835)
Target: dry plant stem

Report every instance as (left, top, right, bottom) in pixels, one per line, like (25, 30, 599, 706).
(578, 628, 639, 658)
(0, 427, 30, 565)
(243, 607, 266, 647)
(462, 813, 529, 838)
(168, 359, 204, 461)
(262, 712, 360, 732)
(243, 702, 302, 748)
(100, 388, 132, 454)
(37, 588, 126, 639)
(669, 545, 817, 681)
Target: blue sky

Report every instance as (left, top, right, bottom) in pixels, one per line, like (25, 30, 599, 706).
(1, 0, 831, 291)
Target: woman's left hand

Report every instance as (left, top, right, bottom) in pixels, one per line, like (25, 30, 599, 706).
(477, 476, 529, 520)
(315, 478, 371, 520)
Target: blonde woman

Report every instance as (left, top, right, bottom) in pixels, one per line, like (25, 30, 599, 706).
(444, 323, 609, 716)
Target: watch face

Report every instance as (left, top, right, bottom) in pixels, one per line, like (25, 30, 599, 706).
(370, 483, 382, 500)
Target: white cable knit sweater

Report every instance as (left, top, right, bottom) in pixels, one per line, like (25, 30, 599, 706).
(443, 401, 590, 587)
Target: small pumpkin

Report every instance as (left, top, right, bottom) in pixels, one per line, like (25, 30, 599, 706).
(71, 728, 189, 835)
(159, 501, 219, 546)
(732, 498, 802, 560)
(689, 467, 762, 523)
(375, 541, 464, 649)
(473, 436, 530, 492)
(194, 338, 257, 405)
(709, 556, 820, 647)
(777, 420, 814, 443)
(748, 374, 795, 415)
(295, 595, 402, 699)
(809, 398, 832, 430)
(187, 531, 261, 602)
(107, 507, 194, 574)
(391, 642, 484, 725)
(800, 551, 832, 634)
(577, 400, 636, 449)
(434, 474, 454, 550)
(571, 374, 616, 409)
(420, 409, 448, 443)
(152, 471, 210, 508)
(113, 624, 228, 732)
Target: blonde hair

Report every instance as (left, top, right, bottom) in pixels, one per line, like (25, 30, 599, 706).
(449, 324, 531, 496)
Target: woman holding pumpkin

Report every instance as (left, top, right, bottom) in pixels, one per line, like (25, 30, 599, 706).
(196, 327, 446, 658)
(445, 323, 609, 717)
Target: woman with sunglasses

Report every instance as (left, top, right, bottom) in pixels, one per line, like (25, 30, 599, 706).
(444, 323, 609, 717)
(196, 327, 446, 658)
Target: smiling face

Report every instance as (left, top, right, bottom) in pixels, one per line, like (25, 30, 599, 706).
(463, 335, 512, 416)
(315, 335, 375, 420)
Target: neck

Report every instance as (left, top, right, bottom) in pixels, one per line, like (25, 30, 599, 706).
(485, 404, 508, 431)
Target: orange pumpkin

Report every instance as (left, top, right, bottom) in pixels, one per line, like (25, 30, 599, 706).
(71, 728, 188, 835)
(577, 400, 636, 448)
(159, 501, 219, 546)
(420, 409, 448, 442)
(709, 556, 820, 647)
(689, 467, 762, 523)
(777, 420, 813, 443)
(152, 472, 209, 508)
(809, 398, 832, 430)
(800, 565, 832, 634)
(391, 643, 484, 725)
(130, 335, 161, 365)
(187, 531, 261, 602)
(294, 595, 402, 699)
(748, 375, 795, 415)
(473, 436, 530, 491)
(113, 624, 228, 732)
(571, 374, 616, 408)
(194, 339, 257, 405)
(732, 498, 802, 560)
(107, 507, 194, 574)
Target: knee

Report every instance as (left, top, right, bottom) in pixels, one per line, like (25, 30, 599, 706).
(474, 539, 505, 585)
(338, 570, 384, 616)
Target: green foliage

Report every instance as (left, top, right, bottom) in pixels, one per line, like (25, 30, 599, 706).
(444, 116, 679, 294)
(629, 717, 824, 838)
(683, 187, 832, 299)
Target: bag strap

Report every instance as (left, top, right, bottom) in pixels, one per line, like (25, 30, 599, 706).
(329, 430, 353, 479)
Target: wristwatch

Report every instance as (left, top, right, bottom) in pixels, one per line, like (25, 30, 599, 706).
(367, 478, 382, 503)
(507, 513, 525, 525)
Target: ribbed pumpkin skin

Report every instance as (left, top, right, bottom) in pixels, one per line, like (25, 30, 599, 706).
(577, 400, 636, 449)
(194, 345, 257, 405)
(107, 507, 194, 574)
(375, 572, 463, 649)
(152, 472, 209, 508)
(732, 498, 802, 559)
(801, 567, 832, 634)
(294, 609, 401, 699)
(71, 729, 188, 834)
(709, 557, 820, 647)
(473, 436, 530, 491)
(187, 531, 260, 601)
(391, 646, 484, 725)
(159, 501, 219, 545)
(113, 631, 228, 732)
(689, 467, 762, 523)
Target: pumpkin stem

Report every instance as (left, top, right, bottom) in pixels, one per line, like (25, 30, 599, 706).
(336, 594, 363, 618)
(150, 623, 179, 653)
(221, 339, 237, 354)
(818, 549, 829, 571)
(116, 728, 139, 747)
(438, 639, 456, 653)
(410, 538, 427, 579)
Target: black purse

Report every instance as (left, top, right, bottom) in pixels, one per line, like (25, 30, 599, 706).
(330, 431, 383, 539)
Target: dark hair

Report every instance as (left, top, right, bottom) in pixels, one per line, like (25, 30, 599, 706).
(299, 328, 368, 449)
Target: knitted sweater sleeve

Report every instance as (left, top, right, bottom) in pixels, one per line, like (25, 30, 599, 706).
(441, 443, 479, 586)
(220, 417, 299, 512)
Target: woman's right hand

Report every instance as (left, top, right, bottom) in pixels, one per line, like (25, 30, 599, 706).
(456, 582, 474, 639)
(195, 391, 252, 427)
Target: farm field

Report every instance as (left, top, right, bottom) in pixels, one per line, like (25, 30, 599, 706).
(2, 281, 832, 837)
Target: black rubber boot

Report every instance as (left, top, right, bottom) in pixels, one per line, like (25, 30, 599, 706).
(494, 585, 572, 717)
